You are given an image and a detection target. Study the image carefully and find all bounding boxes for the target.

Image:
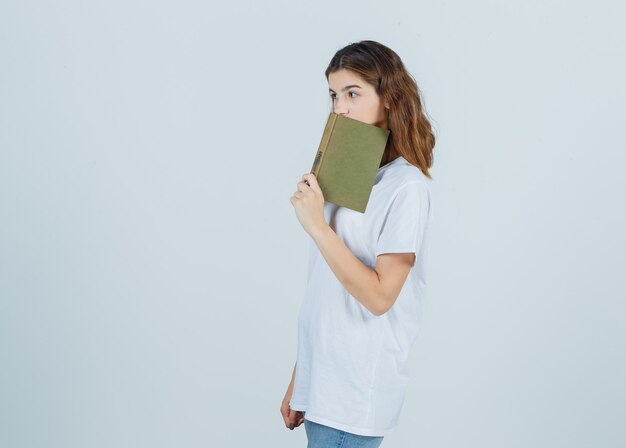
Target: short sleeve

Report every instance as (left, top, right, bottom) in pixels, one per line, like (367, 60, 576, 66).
(375, 182, 431, 258)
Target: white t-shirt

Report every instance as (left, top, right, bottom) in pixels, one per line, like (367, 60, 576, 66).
(289, 155, 434, 437)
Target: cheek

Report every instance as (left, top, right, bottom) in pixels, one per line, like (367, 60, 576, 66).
(366, 103, 383, 120)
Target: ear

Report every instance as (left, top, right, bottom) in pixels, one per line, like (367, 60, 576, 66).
(384, 103, 390, 109)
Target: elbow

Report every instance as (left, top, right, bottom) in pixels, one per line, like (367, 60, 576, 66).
(372, 294, 394, 317)
(374, 288, 402, 316)
(372, 308, 386, 317)
(373, 307, 389, 317)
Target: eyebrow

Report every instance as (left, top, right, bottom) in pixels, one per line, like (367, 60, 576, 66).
(328, 84, 362, 93)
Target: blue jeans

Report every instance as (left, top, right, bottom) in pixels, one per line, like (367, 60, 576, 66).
(304, 416, 384, 448)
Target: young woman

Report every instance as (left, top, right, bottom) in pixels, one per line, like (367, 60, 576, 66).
(281, 40, 436, 447)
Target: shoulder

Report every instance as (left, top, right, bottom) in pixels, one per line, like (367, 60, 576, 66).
(382, 158, 432, 197)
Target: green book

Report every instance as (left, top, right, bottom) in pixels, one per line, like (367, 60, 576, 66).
(310, 112, 391, 213)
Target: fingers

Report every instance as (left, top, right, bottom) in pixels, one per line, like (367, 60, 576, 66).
(301, 173, 317, 188)
(291, 173, 318, 205)
(294, 181, 310, 196)
(287, 408, 297, 430)
(281, 410, 293, 429)
(280, 405, 305, 431)
(280, 401, 294, 422)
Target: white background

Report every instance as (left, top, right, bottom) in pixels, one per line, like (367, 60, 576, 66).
(1, 1, 624, 447)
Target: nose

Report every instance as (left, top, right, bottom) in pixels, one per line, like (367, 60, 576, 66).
(333, 96, 349, 116)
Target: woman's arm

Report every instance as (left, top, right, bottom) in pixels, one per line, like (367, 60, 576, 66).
(291, 173, 414, 316)
(285, 361, 297, 397)
(310, 224, 414, 316)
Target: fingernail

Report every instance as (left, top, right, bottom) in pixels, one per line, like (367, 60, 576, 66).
(289, 424, 294, 430)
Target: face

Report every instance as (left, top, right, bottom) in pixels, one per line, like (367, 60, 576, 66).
(328, 69, 389, 129)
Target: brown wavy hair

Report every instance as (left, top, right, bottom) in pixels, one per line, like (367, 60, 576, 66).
(325, 40, 436, 179)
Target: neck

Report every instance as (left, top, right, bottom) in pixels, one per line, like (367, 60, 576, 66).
(379, 150, 398, 168)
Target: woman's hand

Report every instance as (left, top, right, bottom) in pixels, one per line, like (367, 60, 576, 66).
(280, 398, 305, 430)
(280, 379, 304, 430)
(290, 173, 327, 237)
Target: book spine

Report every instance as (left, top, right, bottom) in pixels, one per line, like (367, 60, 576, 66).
(310, 112, 337, 175)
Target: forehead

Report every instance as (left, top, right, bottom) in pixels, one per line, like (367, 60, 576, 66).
(328, 69, 371, 90)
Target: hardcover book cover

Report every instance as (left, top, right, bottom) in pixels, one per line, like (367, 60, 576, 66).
(310, 112, 391, 213)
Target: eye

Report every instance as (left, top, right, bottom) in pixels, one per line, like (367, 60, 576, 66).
(329, 91, 359, 100)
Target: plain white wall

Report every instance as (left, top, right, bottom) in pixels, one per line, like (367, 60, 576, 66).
(1, 1, 624, 447)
